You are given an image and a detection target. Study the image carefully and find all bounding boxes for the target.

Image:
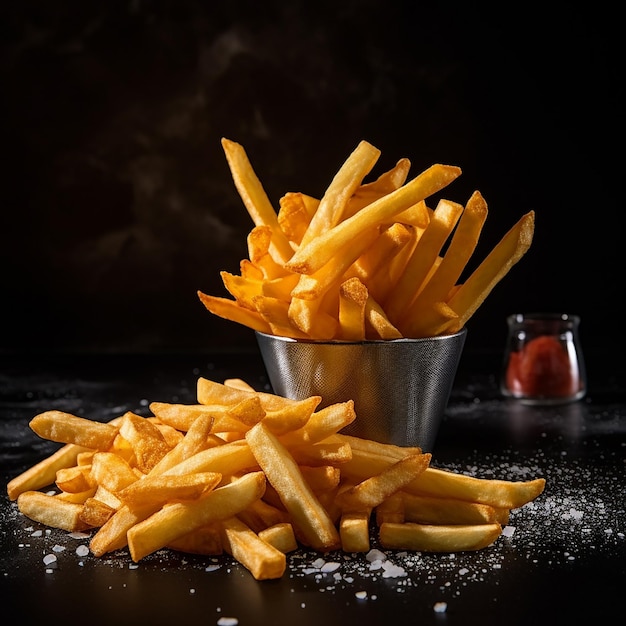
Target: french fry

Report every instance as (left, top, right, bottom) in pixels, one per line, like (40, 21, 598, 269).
(148, 413, 219, 475)
(260, 395, 321, 435)
(118, 412, 172, 473)
(287, 296, 338, 340)
(401, 190, 488, 336)
(196, 377, 296, 411)
(55, 465, 94, 494)
(343, 158, 411, 219)
(337, 453, 431, 512)
(221, 271, 264, 310)
(245, 422, 341, 551)
(90, 503, 154, 556)
(364, 295, 403, 339)
(117, 472, 222, 510)
(258, 522, 298, 554)
(197, 291, 273, 334)
(220, 516, 287, 580)
(277, 191, 318, 245)
(379, 521, 502, 552)
(286, 163, 462, 275)
(224, 378, 256, 392)
(279, 400, 356, 446)
(29, 411, 118, 451)
(446, 210, 535, 333)
(253, 294, 310, 339)
(90, 451, 139, 492)
(127, 471, 266, 562)
(386, 199, 464, 326)
(55, 487, 97, 504)
(17, 491, 91, 532)
(340, 510, 371, 553)
(337, 277, 368, 341)
(221, 138, 294, 264)
(79, 497, 116, 527)
(92, 485, 122, 510)
(401, 492, 500, 525)
(406, 466, 546, 510)
(289, 226, 379, 301)
(299, 140, 381, 247)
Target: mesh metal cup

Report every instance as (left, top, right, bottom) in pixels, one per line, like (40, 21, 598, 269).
(256, 328, 467, 452)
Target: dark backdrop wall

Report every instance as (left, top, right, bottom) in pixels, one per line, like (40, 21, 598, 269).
(1, 1, 623, 364)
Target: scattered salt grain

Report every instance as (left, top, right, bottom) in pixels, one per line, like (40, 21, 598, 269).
(502, 526, 516, 538)
(43, 554, 57, 566)
(69, 531, 90, 539)
(381, 561, 406, 578)
(320, 562, 341, 573)
(366, 549, 387, 563)
(76, 545, 89, 557)
(433, 601, 447, 613)
(205, 564, 221, 572)
(217, 618, 238, 626)
(355, 590, 367, 599)
(31, 530, 42, 537)
(52, 544, 66, 552)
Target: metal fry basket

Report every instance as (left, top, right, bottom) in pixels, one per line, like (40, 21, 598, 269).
(256, 328, 467, 452)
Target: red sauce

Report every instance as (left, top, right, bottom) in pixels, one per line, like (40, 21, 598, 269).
(505, 335, 577, 397)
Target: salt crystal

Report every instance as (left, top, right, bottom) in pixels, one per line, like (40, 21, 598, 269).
(433, 601, 447, 613)
(52, 545, 66, 552)
(205, 564, 221, 572)
(76, 545, 89, 557)
(320, 562, 340, 573)
(381, 562, 406, 578)
(43, 554, 57, 565)
(366, 549, 387, 562)
(355, 591, 367, 599)
(217, 618, 238, 626)
(69, 531, 90, 539)
(502, 526, 516, 538)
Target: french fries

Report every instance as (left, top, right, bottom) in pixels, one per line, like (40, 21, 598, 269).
(8, 376, 546, 581)
(198, 138, 534, 340)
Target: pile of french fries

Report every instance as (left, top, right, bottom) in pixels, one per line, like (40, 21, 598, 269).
(8, 377, 545, 581)
(198, 139, 535, 340)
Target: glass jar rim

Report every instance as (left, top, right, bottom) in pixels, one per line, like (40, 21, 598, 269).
(507, 312, 580, 325)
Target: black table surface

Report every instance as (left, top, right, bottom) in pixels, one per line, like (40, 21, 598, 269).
(1, 350, 625, 626)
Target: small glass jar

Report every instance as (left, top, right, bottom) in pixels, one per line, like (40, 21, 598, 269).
(501, 313, 586, 405)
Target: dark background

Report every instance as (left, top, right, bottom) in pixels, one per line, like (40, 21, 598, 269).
(1, 0, 623, 366)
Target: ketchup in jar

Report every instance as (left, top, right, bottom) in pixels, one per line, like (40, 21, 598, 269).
(501, 313, 586, 405)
